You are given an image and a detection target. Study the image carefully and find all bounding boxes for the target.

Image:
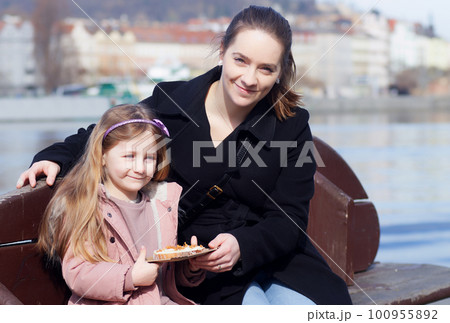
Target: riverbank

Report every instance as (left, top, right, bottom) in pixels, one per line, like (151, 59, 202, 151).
(0, 97, 110, 122)
(304, 95, 450, 112)
(1, 95, 449, 122)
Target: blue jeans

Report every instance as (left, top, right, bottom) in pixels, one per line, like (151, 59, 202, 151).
(242, 271, 316, 305)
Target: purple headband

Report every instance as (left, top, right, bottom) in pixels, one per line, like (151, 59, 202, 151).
(103, 119, 170, 141)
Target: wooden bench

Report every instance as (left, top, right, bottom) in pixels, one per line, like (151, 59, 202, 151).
(1, 136, 449, 305)
(0, 181, 70, 305)
(309, 136, 379, 285)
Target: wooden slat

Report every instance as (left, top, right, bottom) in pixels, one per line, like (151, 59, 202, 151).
(350, 201, 380, 272)
(0, 181, 57, 244)
(0, 243, 69, 305)
(350, 263, 450, 305)
(309, 172, 354, 284)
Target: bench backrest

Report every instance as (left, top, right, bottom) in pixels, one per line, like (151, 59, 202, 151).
(0, 182, 70, 304)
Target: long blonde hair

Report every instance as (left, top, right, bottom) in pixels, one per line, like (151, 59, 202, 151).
(38, 104, 169, 263)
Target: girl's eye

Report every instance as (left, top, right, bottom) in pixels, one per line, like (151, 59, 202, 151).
(124, 154, 134, 159)
(234, 57, 245, 64)
(145, 154, 156, 162)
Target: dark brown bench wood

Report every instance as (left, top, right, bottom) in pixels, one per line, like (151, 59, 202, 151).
(0, 182, 70, 305)
(349, 262, 450, 305)
(309, 136, 379, 285)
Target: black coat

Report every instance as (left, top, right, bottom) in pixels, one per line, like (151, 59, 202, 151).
(34, 66, 352, 305)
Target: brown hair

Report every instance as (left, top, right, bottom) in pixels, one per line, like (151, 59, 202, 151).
(38, 104, 170, 263)
(220, 5, 302, 120)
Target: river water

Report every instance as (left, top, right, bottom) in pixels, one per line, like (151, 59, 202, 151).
(1, 107, 449, 268)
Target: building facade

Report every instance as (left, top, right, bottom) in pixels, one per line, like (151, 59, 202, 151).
(0, 15, 36, 96)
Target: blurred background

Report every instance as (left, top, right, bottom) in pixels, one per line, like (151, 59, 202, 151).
(0, 0, 449, 268)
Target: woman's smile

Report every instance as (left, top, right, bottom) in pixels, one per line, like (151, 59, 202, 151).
(234, 82, 257, 95)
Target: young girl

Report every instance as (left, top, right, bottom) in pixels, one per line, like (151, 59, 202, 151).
(38, 104, 204, 305)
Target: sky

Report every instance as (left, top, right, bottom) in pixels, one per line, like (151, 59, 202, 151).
(318, 0, 450, 41)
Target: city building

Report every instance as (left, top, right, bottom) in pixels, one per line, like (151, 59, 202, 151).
(388, 19, 423, 75)
(292, 6, 390, 98)
(129, 19, 228, 78)
(0, 2, 449, 98)
(58, 18, 137, 85)
(0, 15, 36, 96)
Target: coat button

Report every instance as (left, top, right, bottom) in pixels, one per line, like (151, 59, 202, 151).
(107, 213, 112, 218)
(167, 207, 172, 212)
(110, 237, 115, 243)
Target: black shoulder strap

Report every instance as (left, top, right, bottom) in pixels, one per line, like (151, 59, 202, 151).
(178, 136, 251, 229)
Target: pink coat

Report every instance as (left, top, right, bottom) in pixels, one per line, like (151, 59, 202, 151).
(62, 181, 202, 305)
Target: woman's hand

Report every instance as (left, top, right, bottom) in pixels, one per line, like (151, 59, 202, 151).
(189, 233, 241, 273)
(16, 160, 61, 188)
(132, 246, 159, 287)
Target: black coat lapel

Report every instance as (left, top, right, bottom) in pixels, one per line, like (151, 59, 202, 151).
(152, 67, 222, 185)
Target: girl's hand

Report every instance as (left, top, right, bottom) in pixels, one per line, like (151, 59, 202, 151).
(188, 235, 201, 272)
(189, 233, 241, 273)
(132, 246, 159, 287)
(16, 160, 61, 188)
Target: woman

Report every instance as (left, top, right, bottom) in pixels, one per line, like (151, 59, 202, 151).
(17, 6, 352, 305)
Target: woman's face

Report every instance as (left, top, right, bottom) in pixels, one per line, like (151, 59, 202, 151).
(220, 28, 283, 111)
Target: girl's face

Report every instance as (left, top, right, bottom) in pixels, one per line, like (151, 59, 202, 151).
(220, 28, 283, 111)
(102, 131, 157, 201)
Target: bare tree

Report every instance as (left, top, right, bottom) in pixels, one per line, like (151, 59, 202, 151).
(32, 0, 80, 93)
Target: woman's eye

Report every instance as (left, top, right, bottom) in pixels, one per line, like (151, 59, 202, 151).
(124, 154, 134, 159)
(261, 66, 274, 73)
(234, 57, 245, 64)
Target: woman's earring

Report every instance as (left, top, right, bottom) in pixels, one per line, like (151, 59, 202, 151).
(276, 78, 280, 84)
(218, 60, 223, 66)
